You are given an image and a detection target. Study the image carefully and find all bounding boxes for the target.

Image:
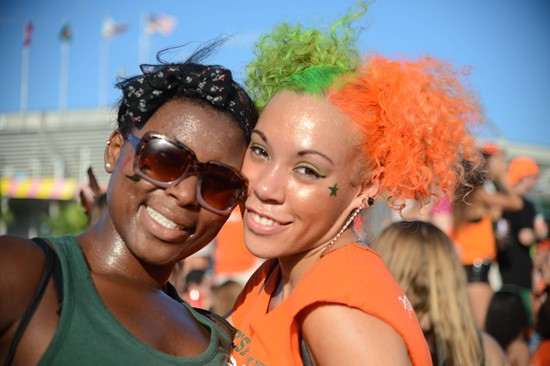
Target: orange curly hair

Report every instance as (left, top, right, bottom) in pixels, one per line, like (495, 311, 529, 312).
(329, 55, 482, 208)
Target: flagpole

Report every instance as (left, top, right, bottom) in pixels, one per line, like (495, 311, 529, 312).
(98, 16, 129, 106)
(59, 41, 69, 109)
(139, 12, 150, 64)
(20, 45, 29, 113)
(98, 36, 108, 107)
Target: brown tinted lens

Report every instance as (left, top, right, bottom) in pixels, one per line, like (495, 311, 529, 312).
(138, 138, 192, 182)
(200, 166, 245, 210)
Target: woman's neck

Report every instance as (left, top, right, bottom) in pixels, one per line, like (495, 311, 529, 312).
(275, 229, 357, 302)
(77, 213, 173, 290)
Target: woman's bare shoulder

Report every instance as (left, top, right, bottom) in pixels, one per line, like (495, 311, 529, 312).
(0, 235, 49, 335)
(300, 303, 411, 365)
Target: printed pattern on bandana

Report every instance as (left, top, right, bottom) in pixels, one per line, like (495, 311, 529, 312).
(117, 64, 254, 141)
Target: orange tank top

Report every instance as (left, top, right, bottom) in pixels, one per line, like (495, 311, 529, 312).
(451, 212, 496, 265)
(231, 243, 432, 365)
(532, 339, 550, 366)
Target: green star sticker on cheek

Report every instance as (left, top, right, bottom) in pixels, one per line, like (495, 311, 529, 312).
(328, 183, 338, 197)
(125, 174, 141, 182)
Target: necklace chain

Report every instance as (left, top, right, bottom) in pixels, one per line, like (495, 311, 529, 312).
(321, 205, 363, 258)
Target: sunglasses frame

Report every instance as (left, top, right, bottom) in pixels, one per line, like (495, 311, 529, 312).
(125, 131, 248, 216)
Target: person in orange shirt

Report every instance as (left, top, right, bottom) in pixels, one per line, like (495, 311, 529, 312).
(213, 207, 263, 286)
(450, 154, 522, 328)
(230, 5, 483, 365)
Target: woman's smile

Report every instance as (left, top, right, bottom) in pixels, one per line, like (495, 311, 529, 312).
(244, 208, 291, 235)
(146, 206, 182, 230)
(139, 205, 195, 243)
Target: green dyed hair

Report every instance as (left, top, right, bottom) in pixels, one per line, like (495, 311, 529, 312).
(245, 1, 369, 110)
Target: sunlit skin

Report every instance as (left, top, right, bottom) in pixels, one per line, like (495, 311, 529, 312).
(86, 99, 247, 284)
(238, 91, 411, 364)
(0, 98, 248, 364)
(241, 91, 369, 288)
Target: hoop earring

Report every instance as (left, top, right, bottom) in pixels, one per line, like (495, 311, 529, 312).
(321, 199, 366, 258)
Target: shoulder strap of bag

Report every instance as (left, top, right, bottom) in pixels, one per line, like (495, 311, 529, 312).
(3, 238, 56, 366)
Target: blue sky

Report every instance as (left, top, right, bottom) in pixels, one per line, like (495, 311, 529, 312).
(1, 0, 549, 146)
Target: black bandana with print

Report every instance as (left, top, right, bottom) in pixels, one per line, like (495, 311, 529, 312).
(116, 63, 256, 142)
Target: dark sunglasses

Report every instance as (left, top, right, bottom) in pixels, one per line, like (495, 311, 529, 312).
(126, 131, 248, 216)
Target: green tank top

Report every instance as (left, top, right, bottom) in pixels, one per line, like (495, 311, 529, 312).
(38, 235, 233, 365)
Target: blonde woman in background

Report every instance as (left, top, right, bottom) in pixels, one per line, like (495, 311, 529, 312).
(373, 220, 510, 366)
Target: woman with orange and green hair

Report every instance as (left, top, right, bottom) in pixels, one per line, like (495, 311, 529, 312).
(230, 4, 482, 365)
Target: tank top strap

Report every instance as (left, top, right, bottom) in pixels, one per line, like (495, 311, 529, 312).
(4, 237, 61, 366)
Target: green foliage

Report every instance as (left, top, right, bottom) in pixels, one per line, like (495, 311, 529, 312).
(0, 194, 13, 225)
(41, 201, 89, 236)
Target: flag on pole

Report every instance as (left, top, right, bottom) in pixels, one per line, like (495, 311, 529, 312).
(145, 14, 176, 36)
(102, 17, 129, 40)
(21, 21, 32, 112)
(59, 22, 71, 43)
(23, 20, 33, 47)
(58, 22, 71, 109)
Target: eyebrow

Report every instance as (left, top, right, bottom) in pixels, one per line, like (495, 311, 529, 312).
(298, 150, 334, 165)
(251, 130, 267, 143)
(251, 130, 334, 165)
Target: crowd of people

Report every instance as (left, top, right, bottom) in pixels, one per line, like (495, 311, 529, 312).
(1, 3, 548, 366)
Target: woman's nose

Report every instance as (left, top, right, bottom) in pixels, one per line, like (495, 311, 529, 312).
(251, 163, 286, 204)
(165, 176, 200, 210)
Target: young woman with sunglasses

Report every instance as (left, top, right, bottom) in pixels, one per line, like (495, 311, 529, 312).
(0, 44, 258, 365)
(230, 8, 483, 366)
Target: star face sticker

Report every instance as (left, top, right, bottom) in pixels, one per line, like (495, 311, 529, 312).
(328, 184, 338, 197)
(125, 174, 141, 182)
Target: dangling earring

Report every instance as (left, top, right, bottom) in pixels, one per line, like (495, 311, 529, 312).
(321, 198, 367, 258)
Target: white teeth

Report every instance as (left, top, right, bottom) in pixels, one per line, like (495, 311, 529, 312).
(260, 217, 274, 226)
(146, 206, 179, 229)
(252, 212, 275, 226)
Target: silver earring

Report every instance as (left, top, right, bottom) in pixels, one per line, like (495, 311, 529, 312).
(321, 199, 366, 258)
(106, 140, 111, 145)
(105, 163, 112, 169)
